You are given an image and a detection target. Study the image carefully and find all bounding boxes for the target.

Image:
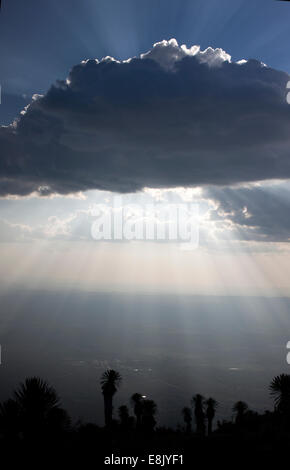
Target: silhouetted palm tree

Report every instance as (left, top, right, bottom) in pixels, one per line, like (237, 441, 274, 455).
(270, 374, 290, 415)
(14, 377, 60, 411)
(192, 394, 205, 435)
(205, 398, 218, 435)
(142, 399, 157, 433)
(13, 376, 67, 437)
(100, 369, 122, 428)
(182, 407, 192, 434)
(232, 400, 248, 425)
(131, 393, 144, 430)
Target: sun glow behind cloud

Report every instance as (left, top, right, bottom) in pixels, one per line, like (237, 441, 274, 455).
(1, 183, 290, 298)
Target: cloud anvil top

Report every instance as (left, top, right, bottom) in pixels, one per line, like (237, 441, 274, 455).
(0, 39, 290, 197)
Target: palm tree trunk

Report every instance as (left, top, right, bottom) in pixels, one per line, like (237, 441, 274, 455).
(196, 417, 205, 435)
(104, 394, 113, 427)
(208, 419, 212, 436)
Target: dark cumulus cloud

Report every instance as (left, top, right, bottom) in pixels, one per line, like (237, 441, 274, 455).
(1, 39, 290, 197)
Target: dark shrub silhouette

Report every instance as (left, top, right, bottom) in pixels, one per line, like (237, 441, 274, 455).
(100, 369, 122, 428)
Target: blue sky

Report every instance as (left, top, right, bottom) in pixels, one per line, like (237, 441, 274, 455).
(1, 0, 290, 97)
